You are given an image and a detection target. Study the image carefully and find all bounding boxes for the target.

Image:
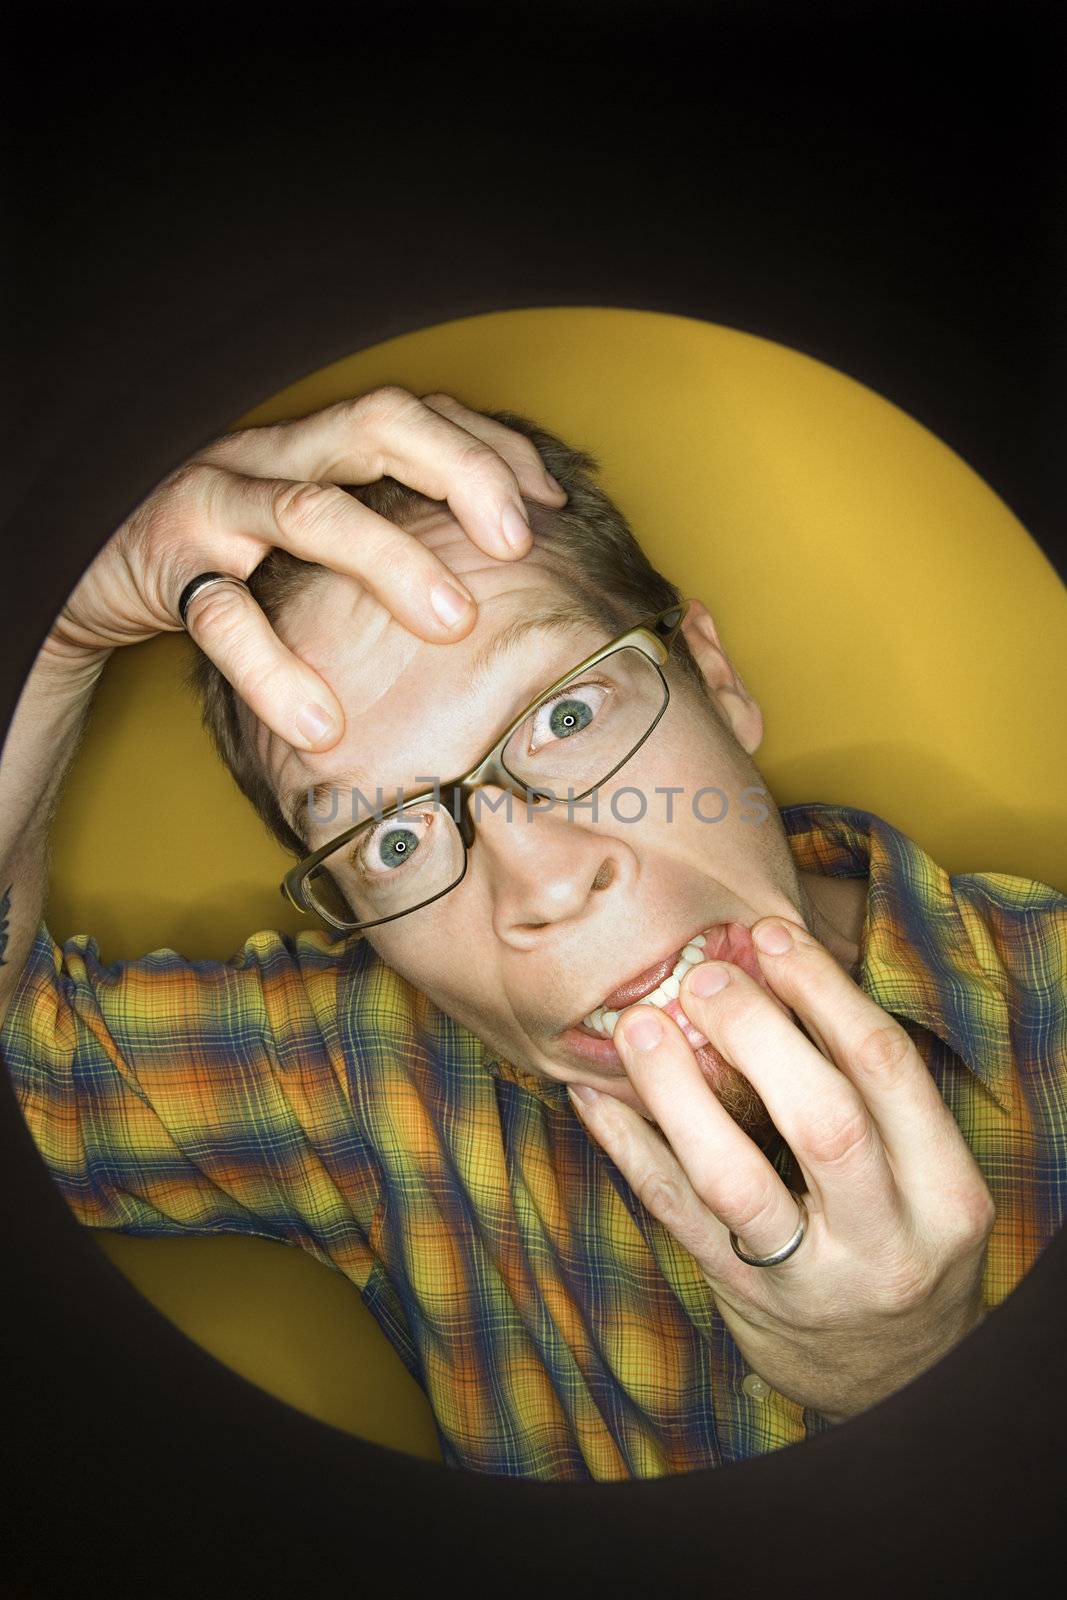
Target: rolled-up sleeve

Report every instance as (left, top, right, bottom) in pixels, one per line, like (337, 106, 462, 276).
(0, 922, 384, 1291)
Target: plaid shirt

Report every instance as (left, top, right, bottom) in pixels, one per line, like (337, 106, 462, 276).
(2, 802, 1065, 1478)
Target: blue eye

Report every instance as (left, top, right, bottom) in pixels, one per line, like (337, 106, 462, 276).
(349, 806, 443, 887)
(526, 682, 608, 753)
(354, 818, 426, 877)
(549, 698, 593, 737)
(374, 825, 420, 869)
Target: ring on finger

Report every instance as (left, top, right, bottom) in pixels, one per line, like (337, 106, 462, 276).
(178, 571, 251, 628)
(729, 1190, 808, 1268)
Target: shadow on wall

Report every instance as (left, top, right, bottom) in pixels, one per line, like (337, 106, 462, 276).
(91, 1231, 443, 1461)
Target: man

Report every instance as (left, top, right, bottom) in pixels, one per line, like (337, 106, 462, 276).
(1, 386, 1064, 1479)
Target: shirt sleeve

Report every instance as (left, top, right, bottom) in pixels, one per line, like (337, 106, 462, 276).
(0, 920, 384, 1291)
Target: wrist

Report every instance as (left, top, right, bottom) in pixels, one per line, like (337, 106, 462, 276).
(37, 634, 114, 686)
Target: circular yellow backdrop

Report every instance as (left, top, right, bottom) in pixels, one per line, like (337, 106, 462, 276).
(44, 307, 1066, 1461)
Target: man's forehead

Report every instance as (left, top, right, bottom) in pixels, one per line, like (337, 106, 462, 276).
(277, 506, 563, 654)
(271, 531, 609, 836)
(279, 603, 604, 837)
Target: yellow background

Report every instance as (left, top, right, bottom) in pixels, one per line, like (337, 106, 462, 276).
(40, 307, 1066, 1461)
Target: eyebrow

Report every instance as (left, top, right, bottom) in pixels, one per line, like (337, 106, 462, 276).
(466, 595, 601, 688)
(281, 597, 602, 845)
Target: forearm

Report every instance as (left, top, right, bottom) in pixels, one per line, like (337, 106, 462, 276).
(0, 641, 112, 1024)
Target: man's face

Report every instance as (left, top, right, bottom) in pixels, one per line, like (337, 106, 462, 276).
(255, 511, 834, 1143)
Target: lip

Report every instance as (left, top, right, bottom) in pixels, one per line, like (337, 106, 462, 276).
(559, 920, 790, 1068)
(569, 919, 751, 1032)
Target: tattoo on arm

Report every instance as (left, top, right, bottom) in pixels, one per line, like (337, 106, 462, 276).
(0, 885, 10, 967)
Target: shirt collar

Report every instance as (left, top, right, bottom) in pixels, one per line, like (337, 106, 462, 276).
(780, 802, 1015, 1112)
(485, 800, 1014, 1114)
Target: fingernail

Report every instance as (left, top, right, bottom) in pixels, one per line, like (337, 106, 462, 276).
(544, 472, 566, 497)
(430, 581, 473, 627)
(296, 702, 338, 746)
(622, 1011, 664, 1051)
(568, 1083, 599, 1105)
(689, 962, 731, 996)
(754, 921, 793, 954)
(501, 502, 531, 551)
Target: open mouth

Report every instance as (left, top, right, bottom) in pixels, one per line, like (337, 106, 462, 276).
(561, 920, 775, 1066)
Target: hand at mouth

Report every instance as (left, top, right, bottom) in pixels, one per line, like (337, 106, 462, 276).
(558, 920, 794, 1100)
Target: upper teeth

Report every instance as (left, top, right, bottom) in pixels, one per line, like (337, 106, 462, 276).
(582, 934, 707, 1037)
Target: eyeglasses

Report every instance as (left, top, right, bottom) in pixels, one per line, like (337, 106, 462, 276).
(280, 601, 691, 932)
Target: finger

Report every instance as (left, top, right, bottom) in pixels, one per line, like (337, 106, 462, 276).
(566, 1080, 750, 1288)
(184, 463, 482, 642)
(198, 388, 567, 507)
(198, 386, 566, 561)
(746, 917, 981, 1198)
(418, 392, 569, 507)
(362, 386, 538, 559)
(677, 960, 903, 1236)
(182, 580, 345, 752)
(607, 1001, 810, 1271)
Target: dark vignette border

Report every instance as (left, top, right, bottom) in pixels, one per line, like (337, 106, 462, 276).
(3, 2, 1066, 1593)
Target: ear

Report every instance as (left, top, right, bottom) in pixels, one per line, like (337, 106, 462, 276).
(679, 600, 764, 754)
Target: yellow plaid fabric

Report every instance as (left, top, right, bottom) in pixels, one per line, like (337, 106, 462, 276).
(2, 803, 1065, 1478)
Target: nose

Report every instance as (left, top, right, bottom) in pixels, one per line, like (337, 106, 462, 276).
(472, 785, 636, 949)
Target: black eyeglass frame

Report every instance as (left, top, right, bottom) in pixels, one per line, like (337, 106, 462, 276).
(280, 601, 691, 932)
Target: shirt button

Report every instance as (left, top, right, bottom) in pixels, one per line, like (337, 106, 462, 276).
(742, 1373, 771, 1401)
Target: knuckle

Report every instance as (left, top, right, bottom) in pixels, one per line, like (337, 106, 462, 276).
(947, 1181, 997, 1246)
(804, 1103, 872, 1172)
(419, 390, 458, 411)
(348, 384, 418, 428)
(184, 583, 251, 644)
(271, 478, 346, 537)
(190, 425, 255, 466)
(455, 436, 511, 485)
(710, 984, 763, 1040)
(162, 458, 223, 506)
(497, 429, 554, 481)
(871, 1254, 939, 1316)
(127, 461, 225, 555)
(228, 650, 291, 713)
(972, 1186, 998, 1239)
(517, 439, 551, 477)
(786, 938, 831, 984)
(728, 1181, 782, 1244)
(854, 1020, 914, 1084)
(633, 1166, 686, 1222)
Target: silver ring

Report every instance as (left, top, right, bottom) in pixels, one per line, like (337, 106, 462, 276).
(729, 1191, 808, 1268)
(178, 571, 251, 628)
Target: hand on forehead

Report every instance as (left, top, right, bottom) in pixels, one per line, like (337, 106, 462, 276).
(261, 512, 585, 819)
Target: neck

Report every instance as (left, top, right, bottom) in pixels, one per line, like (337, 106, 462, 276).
(795, 869, 869, 979)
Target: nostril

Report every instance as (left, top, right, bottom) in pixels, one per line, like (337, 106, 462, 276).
(591, 860, 615, 893)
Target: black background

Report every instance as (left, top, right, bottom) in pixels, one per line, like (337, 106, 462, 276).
(3, 1, 1065, 1592)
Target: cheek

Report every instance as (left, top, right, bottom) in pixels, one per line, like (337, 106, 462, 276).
(368, 911, 485, 999)
(652, 707, 752, 786)
(624, 738, 764, 855)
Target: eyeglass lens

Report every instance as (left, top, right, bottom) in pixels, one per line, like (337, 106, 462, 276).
(305, 646, 667, 929)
